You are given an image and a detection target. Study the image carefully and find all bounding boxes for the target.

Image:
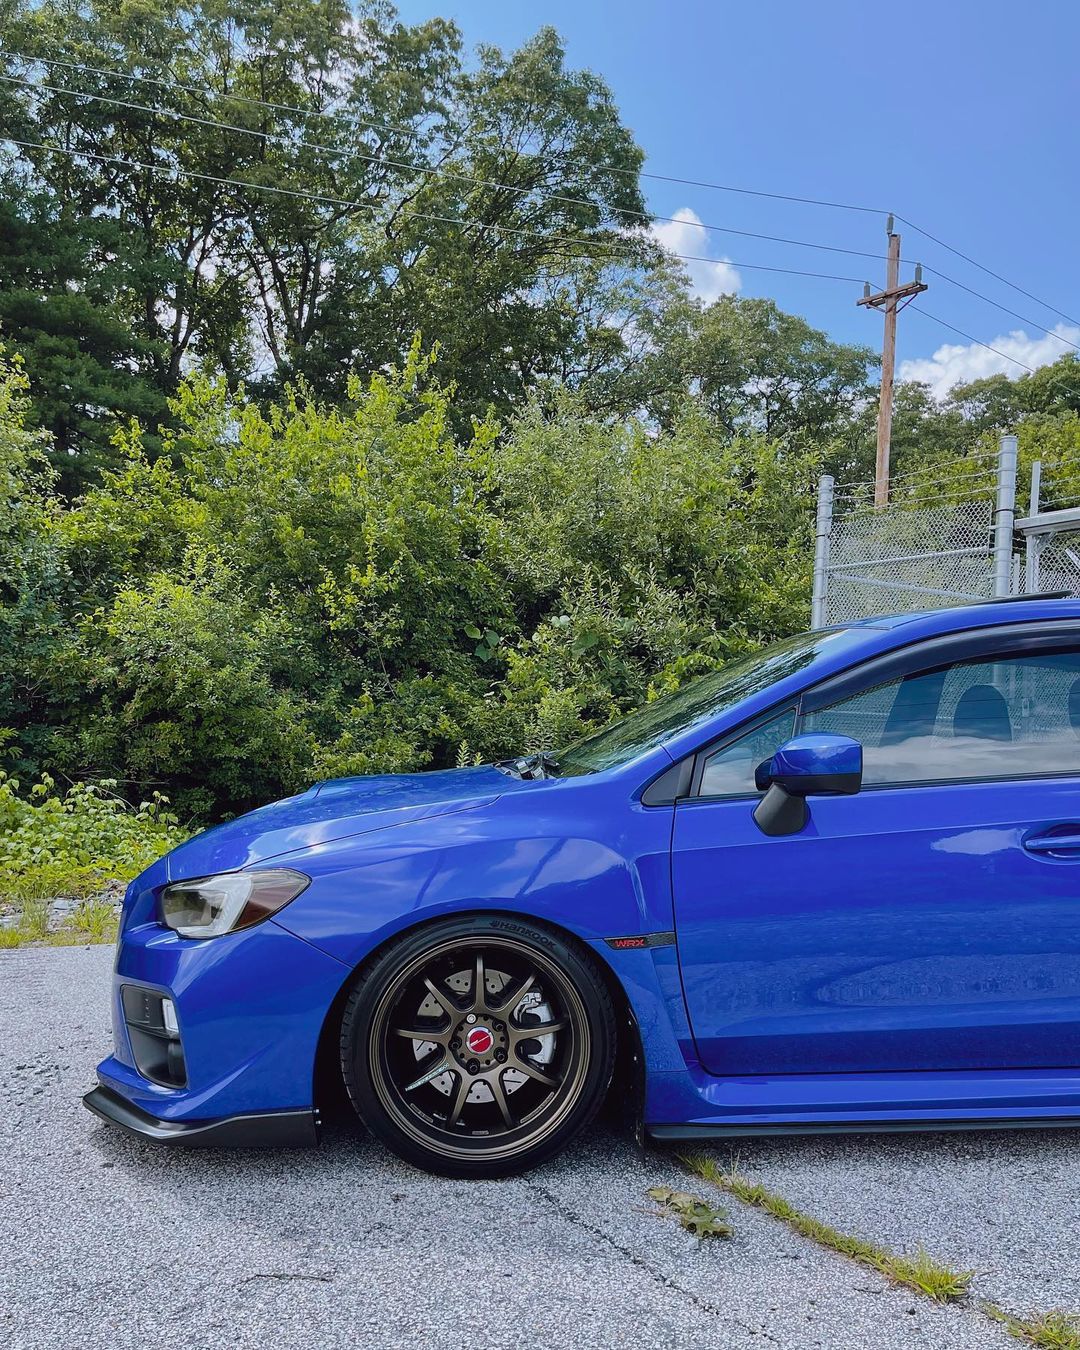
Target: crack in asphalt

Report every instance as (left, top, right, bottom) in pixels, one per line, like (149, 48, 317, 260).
(239, 1272, 338, 1285)
(524, 1180, 781, 1344)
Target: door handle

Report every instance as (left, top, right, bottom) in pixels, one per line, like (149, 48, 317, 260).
(1024, 829, 1080, 858)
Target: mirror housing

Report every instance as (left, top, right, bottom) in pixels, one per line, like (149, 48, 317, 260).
(753, 733, 863, 837)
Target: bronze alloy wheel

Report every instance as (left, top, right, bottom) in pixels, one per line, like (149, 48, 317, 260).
(340, 916, 616, 1177)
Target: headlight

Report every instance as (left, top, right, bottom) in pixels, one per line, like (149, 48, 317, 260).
(159, 869, 310, 939)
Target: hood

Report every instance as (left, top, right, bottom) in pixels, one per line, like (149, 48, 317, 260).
(164, 764, 527, 880)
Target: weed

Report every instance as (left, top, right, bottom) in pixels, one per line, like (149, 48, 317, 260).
(680, 1152, 972, 1302)
(14, 893, 50, 938)
(646, 1185, 733, 1239)
(70, 899, 119, 944)
(0, 772, 186, 907)
(984, 1304, 1080, 1350)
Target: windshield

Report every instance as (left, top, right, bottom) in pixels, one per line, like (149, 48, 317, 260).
(555, 631, 834, 776)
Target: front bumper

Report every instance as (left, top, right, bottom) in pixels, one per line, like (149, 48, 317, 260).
(92, 904, 351, 1138)
(83, 1084, 318, 1147)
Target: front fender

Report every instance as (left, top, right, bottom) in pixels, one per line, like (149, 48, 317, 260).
(270, 784, 696, 1098)
(272, 784, 672, 962)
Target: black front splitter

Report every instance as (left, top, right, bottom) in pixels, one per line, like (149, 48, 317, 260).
(83, 1084, 319, 1147)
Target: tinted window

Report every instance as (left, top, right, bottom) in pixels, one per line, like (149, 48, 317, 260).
(802, 648, 1080, 785)
(699, 709, 797, 797)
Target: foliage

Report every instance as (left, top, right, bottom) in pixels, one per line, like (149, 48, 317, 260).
(0, 1, 654, 486)
(0, 337, 819, 816)
(0, 760, 186, 943)
(611, 292, 877, 449)
(984, 1305, 1080, 1350)
(0, 767, 185, 894)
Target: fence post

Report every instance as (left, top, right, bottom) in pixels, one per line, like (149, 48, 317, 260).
(993, 434, 1018, 597)
(1024, 459, 1042, 593)
(811, 473, 834, 627)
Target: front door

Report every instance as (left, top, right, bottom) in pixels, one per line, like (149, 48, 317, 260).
(672, 642, 1080, 1077)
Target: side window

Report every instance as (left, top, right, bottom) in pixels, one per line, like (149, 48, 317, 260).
(699, 708, 796, 797)
(802, 647, 1080, 786)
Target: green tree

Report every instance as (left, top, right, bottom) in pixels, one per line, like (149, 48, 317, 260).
(0, 3, 654, 479)
(593, 289, 877, 445)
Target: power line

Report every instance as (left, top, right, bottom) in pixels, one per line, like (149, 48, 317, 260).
(6, 55, 1077, 385)
(0, 136, 873, 285)
(9, 49, 1078, 338)
(0, 71, 892, 267)
(7, 48, 1078, 334)
(1, 48, 893, 218)
(896, 214, 1080, 330)
(909, 307, 1037, 375)
(19, 64, 1078, 347)
(0, 48, 423, 141)
(917, 260, 1080, 353)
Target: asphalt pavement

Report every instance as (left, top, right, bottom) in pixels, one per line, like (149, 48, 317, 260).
(2, 944, 1075, 1349)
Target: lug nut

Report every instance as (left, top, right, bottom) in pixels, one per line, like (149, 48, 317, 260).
(467, 1059, 480, 1075)
(495, 1048, 507, 1063)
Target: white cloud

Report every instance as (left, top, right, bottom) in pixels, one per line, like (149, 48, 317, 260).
(650, 207, 741, 304)
(898, 323, 1079, 398)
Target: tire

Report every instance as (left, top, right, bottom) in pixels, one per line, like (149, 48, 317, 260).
(340, 914, 616, 1177)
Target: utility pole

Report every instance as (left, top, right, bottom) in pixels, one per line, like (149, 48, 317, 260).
(857, 215, 928, 507)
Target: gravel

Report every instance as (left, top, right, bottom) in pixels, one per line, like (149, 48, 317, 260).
(2, 945, 1070, 1348)
(0, 881, 125, 932)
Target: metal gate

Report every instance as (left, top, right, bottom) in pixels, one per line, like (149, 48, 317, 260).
(1019, 459, 1080, 595)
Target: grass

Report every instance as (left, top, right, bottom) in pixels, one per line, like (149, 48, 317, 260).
(983, 1306, 1080, 1350)
(0, 890, 120, 949)
(680, 1151, 973, 1302)
(681, 1150, 1080, 1348)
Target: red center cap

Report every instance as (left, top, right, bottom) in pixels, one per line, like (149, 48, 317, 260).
(465, 1026, 494, 1055)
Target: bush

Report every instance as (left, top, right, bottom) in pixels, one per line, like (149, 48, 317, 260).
(1, 341, 820, 817)
(0, 767, 187, 905)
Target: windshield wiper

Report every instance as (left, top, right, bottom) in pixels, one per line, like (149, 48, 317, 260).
(496, 751, 561, 780)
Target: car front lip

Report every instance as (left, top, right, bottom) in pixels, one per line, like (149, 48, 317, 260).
(83, 1083, 318, 1147)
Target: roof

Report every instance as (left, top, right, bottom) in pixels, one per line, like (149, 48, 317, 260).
(841, 594, 1080, 632)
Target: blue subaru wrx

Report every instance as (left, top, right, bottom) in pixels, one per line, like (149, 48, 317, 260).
(85, 596, 1080, 1176)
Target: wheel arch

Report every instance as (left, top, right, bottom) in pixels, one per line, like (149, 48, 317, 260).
(311, 907, 645, 1131)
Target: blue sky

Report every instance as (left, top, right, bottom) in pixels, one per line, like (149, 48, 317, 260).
(396, 0, 1079, 395)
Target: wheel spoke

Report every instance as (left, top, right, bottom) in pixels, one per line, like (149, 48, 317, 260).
(513, 1057, 560, 1091)
(494, 971, 536, 1015)
(422, 976, 461, 1019)
(446, 1071, 471, 1127)
(392, 1024, 451, 1046)
(488, 1070, 516, 1128)
(473, 952, 487, 1011)
(509, 1018, 567, 1044)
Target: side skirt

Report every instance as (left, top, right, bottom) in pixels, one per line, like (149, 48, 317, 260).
(649, 1115, 1080, 1140)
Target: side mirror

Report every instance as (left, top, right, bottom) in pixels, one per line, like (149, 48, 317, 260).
(753, 733, 863, 837)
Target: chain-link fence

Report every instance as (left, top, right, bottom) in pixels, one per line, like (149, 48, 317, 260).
(1034, 537, 1080, 593)
(1021, 460, 1080, 597)
(812, 439, 1080, 627)
(811, 437, 1014, 627)
(822, 497, 997, 625)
